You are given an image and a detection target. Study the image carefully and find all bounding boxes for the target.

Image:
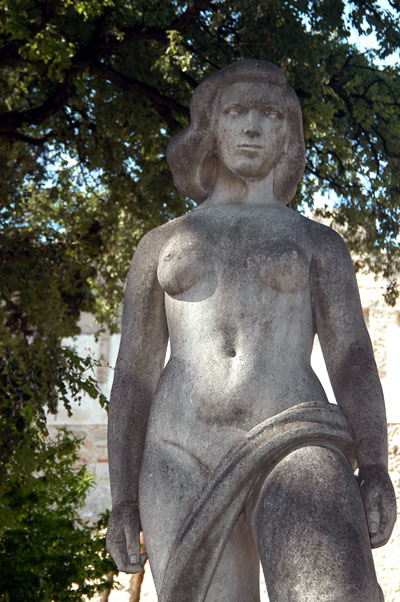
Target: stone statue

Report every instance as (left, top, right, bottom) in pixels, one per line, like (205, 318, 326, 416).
(106, 60, 396, 602)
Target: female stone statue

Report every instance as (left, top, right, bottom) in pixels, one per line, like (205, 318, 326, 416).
(106, 60, 396, 602)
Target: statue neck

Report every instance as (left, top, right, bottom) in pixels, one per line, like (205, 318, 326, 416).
(202, 164, 280, 208)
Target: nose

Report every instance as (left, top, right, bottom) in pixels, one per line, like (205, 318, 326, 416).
(243, 110, 261, 137)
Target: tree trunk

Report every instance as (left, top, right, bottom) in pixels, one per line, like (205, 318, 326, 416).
(129, 564, 146, 602)
(100, 572, 114, 602)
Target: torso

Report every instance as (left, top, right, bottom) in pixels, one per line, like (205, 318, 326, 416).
(145, 203, 329, 469)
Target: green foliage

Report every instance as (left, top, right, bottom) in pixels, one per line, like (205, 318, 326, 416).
(0, 335, 110, 598)
(0, 427, 117, 601)
(1, 1, 399, 321)
(0, 344, 112, 599)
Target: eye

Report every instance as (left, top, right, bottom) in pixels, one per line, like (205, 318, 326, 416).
(264, 110, 282, 121)
(225, 106, 242, 117)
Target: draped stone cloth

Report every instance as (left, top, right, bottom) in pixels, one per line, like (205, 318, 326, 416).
(158, 401, 356, 602)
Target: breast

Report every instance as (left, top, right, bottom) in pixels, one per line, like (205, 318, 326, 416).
(244, 241, 310, 293)
(157, 234, 211, 297)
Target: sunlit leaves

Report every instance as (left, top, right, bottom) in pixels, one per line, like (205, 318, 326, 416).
(0, 1, 399, 314)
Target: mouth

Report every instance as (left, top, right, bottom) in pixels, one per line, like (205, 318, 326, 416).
(238, 144, 263, 149)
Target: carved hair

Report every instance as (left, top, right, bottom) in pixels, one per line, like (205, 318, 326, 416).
(167, 59, 306, 205)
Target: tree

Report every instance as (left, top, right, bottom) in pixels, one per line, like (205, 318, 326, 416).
(0, 335, 117, 598)
(1, 0, 400, 314)
(0, 425, 116, 601)
(0, 0, 400, 304)
(0, 0, 399, 596)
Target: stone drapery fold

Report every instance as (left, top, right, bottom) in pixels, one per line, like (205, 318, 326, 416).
(158, 401, 356, 602)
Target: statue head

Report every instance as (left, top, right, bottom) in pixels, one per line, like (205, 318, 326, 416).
(167, 59, 306, 205)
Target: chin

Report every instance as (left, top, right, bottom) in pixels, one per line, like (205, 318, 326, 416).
(230, 161, 272, 180)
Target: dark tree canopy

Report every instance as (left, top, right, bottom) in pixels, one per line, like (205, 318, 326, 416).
(1, 1, 400, 323)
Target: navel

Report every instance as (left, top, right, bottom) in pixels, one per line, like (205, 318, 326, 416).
(220, 325, 237, 358)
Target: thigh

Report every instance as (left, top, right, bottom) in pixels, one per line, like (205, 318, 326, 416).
(206, 513, 260, 602)
(139, 436, 207, 588)
(140, 437, 260, 602)
(248, 445, 382, 602)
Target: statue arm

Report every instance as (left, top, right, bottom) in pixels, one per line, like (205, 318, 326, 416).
(107, 229, 168, 571)
(310, 227, 396, 547)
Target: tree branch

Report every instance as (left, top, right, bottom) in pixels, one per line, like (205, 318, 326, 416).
(88, 61, 189, 128)
(0, 77, 76, 134)
(170, 0, 212, 32)
(1, 131, 52, 146)
(116, 0, 212, 45)
(0, 0, 58, 67)
(0, 0, 211, 141)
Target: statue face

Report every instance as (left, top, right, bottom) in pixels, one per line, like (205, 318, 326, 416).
(216, 82, 287, 180)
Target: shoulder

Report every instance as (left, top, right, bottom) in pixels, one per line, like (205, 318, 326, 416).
(297, 218, 358, 300)
(279, 209, 351, 267)
(133, 214, 190, 263)
(296, 215, 352, 265)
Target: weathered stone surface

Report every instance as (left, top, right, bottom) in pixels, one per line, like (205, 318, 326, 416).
(373, 424, 400, 602)
(106, 60, 396, 601)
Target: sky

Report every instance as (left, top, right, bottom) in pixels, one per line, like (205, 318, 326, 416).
(348, 0, 399, 65)
(310, 0, 399, 213)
